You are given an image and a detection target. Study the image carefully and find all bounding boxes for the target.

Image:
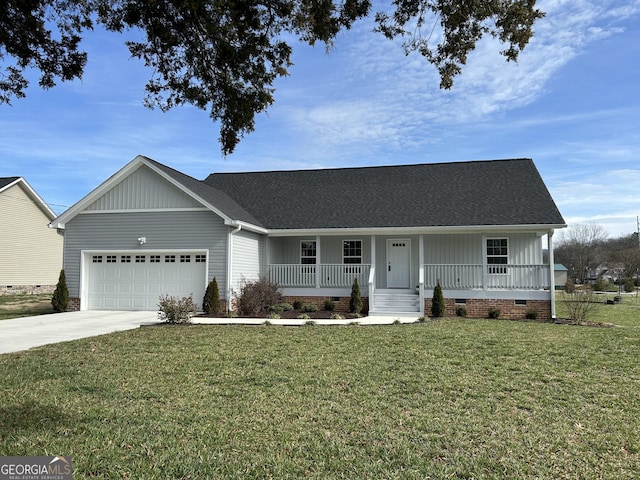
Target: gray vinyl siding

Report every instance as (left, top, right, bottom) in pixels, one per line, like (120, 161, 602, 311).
(86, 165, 203, 211)
(231, 229, 264, 292)
(63, 211, 228, 298)
(268, 236, 371, 265)
(0, 183, 63, 285)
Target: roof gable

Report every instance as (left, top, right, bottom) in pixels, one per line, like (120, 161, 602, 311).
(0, 177, 57, 221)
(203, 159, 566, 230)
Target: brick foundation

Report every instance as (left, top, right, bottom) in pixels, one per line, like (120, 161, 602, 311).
(281, 295, 369, 315)
(424, 298, 551, 320)
(0, 285, 56, 295)
(68, 297, 81, 312)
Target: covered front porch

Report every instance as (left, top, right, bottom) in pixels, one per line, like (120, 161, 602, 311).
(266, 232, 557, 317)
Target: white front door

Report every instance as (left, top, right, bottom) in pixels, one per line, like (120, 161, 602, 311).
(387, 239, 411, 288)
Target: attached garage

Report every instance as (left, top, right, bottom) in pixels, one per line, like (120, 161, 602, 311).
(84, 251, 207, 310)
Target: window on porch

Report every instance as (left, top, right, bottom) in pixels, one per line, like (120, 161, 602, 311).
(487, 238, 508, 274)
(343, 240, 362, 274)
(301, 240, 316, 274)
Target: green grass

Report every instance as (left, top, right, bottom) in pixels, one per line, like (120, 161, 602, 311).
(1, 302, 639, 478)
(0, 293, 54, 320)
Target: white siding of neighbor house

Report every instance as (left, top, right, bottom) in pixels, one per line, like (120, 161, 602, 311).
(0, 183, 63, 285)
(85, 165, 203, 211)
(230, 229, 265, 294)
(63, 211, 228, 299)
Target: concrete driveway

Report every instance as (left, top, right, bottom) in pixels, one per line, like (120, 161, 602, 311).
(0, 311, 158, 354)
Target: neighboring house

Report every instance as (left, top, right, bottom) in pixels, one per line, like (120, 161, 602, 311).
(0, 177, 63, 294)
(50, 156, 566, 318)
(554, 264, 568, 289)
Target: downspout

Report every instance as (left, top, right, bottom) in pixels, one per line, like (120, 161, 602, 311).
(548, 230, 557, 319)
(226, 223, 242, 313)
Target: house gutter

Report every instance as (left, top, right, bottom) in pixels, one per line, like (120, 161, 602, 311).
(226, 223, 242, 312)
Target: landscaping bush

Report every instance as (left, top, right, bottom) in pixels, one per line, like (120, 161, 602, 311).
(562, 289, 599, 324)
(624, 278, 635, 293)
(592, 278, 608, 292)
(303, 304, 318, 313)
(235, 276, 282, 316)
(51, 269, 69, 313)
(431, 281, 445, 317)
(324, 299, 335, 311)
(330, 313, 344, 320)
(525, 309, 538, 320)
(292, 299, 303, 310)
(279, 303, 294, 311)
(565, 278, 575, 293)
(349, 278, 363, 314)
(487, 307, 501, 319)
(157, 294, 197, 324)
(202, 277, 221, 315)
(455, 306, 467, 317)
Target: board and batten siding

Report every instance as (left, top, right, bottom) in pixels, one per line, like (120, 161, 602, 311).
(230, 229, 265, 294)
(86, 164, 202, 211)
(0, 183, 62, 285)
(63, 211, 228, 298)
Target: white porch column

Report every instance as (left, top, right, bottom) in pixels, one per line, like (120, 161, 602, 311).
(548, 230, 557, 319)
(419, 234, 425, 315)
(481, 234, 488, 292)
(315, 235, 321, 289)
(370, 235, 376, 312)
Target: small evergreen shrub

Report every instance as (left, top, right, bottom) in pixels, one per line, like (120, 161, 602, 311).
(593, 278, 607, 292)
(279, 303, 294, 311)
(293, 299, 303, 310)
(624, 278, 635, 293)
(303, 304, 318, 313)
(158, 294, 197, 324)
(268, 305, 285, 314)
(455, 306, 467, 317)
(202, 277, 221, 315)
(487, 307, 501, 319)
(324, 299, 335, 311)
(431, 281, 445, 317)
(330, 313, 344, 320)
(51, 269, 69, 313)
(235, 276, 282, 316)
(525, 309, 538, 320)
(349, 278, 363, 314)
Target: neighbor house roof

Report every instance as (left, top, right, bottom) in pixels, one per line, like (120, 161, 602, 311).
(203, 159, 566, 230)
(0, 177, 21, 190)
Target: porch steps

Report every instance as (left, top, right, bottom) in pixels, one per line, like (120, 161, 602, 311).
(370, 291, 421, 316)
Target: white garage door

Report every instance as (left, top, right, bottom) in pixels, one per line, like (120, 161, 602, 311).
(87, 252, 207, 310)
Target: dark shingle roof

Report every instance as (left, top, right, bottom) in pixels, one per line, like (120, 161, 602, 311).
(0, 177, 20, 190)
(202, 159, 565, 230)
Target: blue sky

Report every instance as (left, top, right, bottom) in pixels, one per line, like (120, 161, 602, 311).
(1, 0, 639, 238)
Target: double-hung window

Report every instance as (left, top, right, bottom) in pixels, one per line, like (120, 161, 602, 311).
(301, 241, 316, 274)
(486, 238, 508, 274)
(343, 240, 362, 274)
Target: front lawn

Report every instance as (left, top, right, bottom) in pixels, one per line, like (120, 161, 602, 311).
(2, 310, 640, 479)
(0, 293, 53, 320)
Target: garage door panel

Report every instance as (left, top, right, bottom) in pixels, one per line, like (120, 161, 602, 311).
(87, 251, 207, 311)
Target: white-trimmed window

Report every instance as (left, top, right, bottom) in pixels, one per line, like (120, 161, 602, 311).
(121, 255, 131, 263)
(195, 254, 206, 263)
(106, 255, 117, 263)
(135, 255, 146, 263)
(165, 255, 176, 263)
(92, 255, 103, 263)
(343, 240, 362, 274)
(487, 238, 508, 274)
(180, 255, 191, 263)
(150, 255, 161, 263)
(301, 241, 316, 273)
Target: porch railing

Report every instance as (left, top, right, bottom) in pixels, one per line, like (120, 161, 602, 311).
(268, 264, 371, 288)
(424, 264, 550, 290)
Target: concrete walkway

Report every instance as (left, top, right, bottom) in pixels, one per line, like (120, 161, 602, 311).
(0, 311, 423, 355)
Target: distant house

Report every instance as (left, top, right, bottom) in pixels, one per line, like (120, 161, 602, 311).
(51, 156, 566, 318)
(554, 264, 568, 289)
(0, 177, 63, 294)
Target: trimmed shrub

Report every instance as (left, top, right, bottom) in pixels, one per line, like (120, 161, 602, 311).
(51, 269, 69, 313)
(349, 278, 363, 314)
(487, 307, 501, 319)
(235, 276, 282, 316)
(565, 278, 575, 293)
(202, 277, 221, 315)
(431, 281, 445, 317)
(455, 306, 467, 317)
(304, 303, 318, 313)
(158, 294, 197, 324)
(292, 299, 303, 310)
(324, 299, 335, 311)
(279, 303, 294, 311)
(525, 309, 538, 320)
